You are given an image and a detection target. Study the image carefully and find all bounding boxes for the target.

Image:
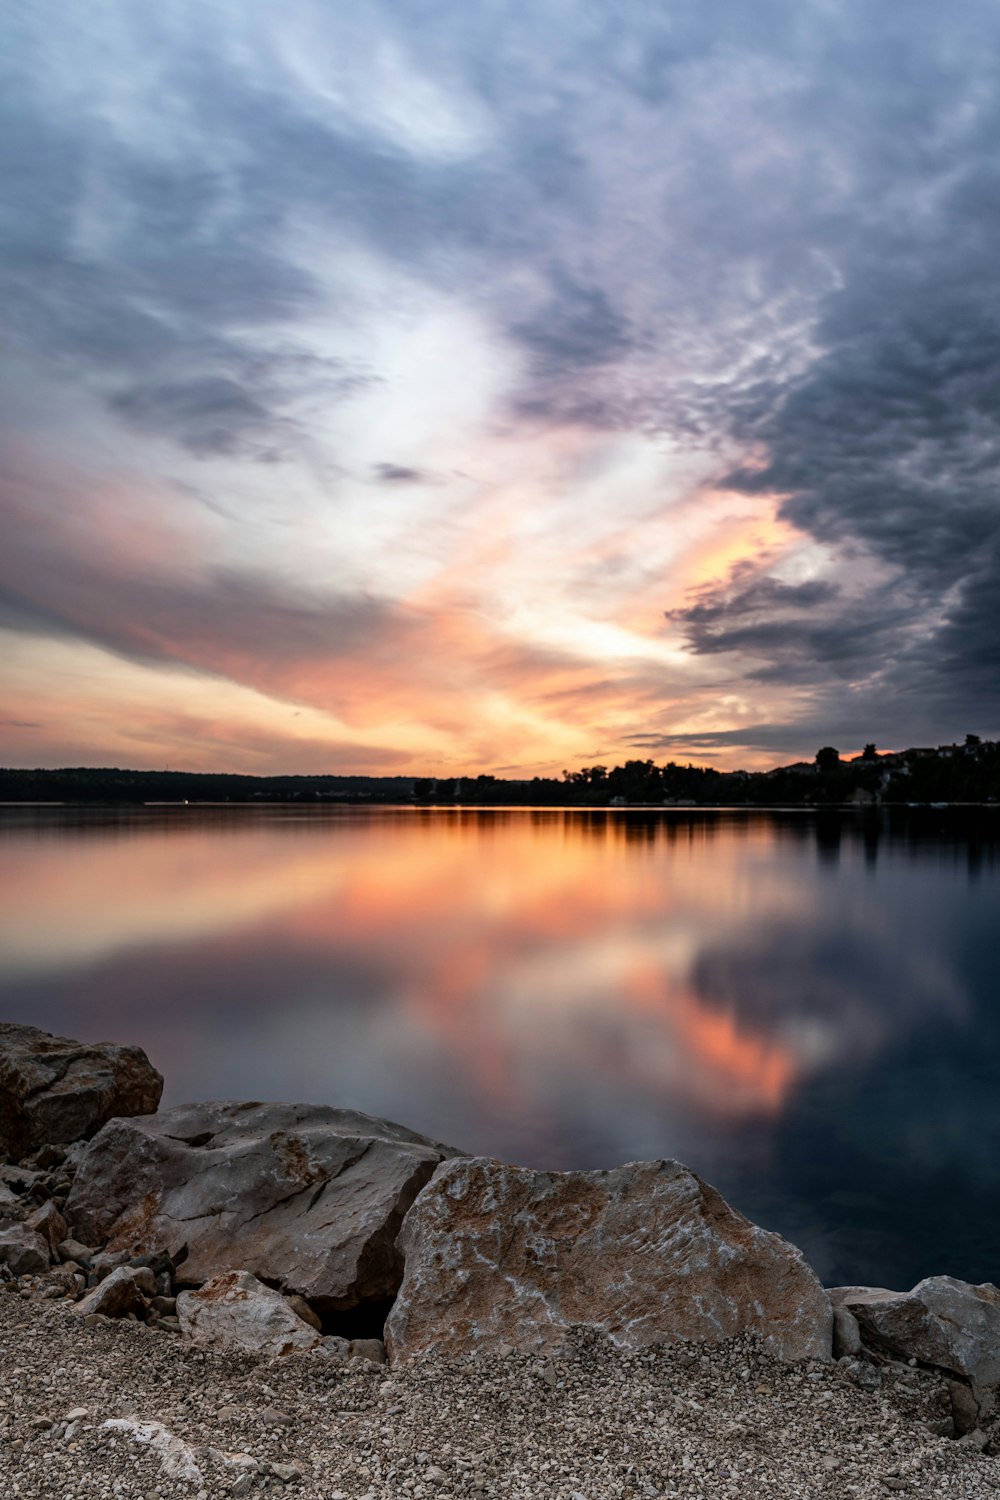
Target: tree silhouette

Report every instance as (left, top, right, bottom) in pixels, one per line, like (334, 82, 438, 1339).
(815, 746, 841, 771)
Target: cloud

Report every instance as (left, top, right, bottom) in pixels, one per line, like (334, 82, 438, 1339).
(3, 0, 1000, 767)
(373, 463, 429, 483)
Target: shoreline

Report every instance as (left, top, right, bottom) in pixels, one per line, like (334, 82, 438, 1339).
(3, 1024, 1000, 1497)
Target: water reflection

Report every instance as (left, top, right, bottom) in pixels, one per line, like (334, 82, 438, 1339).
(1, 806, 997, 1288)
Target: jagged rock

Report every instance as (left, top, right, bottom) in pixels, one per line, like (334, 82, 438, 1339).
(25, 1199, 68, 1252)
(385, 1157, 832, 1364)
(64, 1101, 461, 1309)
(0, 1022, 162, 1160)
(177, 1270, 322, 1356)
(831, 1278, 1000, 1422)
(73, 1264, 150, 1318)
(0, 1223, 50, 1275)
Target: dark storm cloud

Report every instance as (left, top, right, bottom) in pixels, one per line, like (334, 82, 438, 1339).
(666, 572, 924, 687)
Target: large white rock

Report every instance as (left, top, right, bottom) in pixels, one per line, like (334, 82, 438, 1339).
(64, 1100, 461, 1310)
(831, 1277, 1000, 1420)
(385, 1157, 832, 1364)
(177, 1270, 322, 1356)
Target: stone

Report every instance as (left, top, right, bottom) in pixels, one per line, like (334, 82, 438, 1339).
(0, 1021, 162, 1160)
(349, 1337, 387, 1364)
(317, 1335, 351, 1360)
(65, 1100, 461, 1310)
(831, 1277, 1000, 1420)
(73, 1265, 149, 1318)
(832, 1305, 862, 1358)
(269, 1461, 304, 1484)
(177, 1270, 322, 1357)
(258, 1405, 297, 1426)
(385, 1157, 832, 1365)
(283, 1292, 322, 1331)
(25, 1199, 68, 1252)
(90, 1249, 132, 1280)
(57, 1238, 96, 1267)
(949, 1379, 980, 1436)
(0, 1224, 51, 1276)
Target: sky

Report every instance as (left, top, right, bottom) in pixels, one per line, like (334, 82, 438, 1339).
(2, 0, 1000, 776)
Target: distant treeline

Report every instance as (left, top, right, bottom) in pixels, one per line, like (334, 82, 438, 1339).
(2, 740, 999, 806)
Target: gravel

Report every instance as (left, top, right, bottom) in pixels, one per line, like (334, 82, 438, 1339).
(2, 1290, 999, 1500)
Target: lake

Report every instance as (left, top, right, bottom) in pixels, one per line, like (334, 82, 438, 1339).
(1, 803, 998, 1292)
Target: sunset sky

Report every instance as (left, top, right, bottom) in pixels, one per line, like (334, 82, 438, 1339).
(3, 0, 999, 775)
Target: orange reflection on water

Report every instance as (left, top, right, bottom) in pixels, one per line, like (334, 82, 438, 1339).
(0, 809, 820, 1125)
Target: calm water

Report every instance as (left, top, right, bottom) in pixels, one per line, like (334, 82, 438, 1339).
(2, 804, 998, 1291)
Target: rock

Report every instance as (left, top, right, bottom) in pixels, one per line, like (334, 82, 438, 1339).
(259, 1405, 297, 1427)
(65, 1100, 461, 1310)
(176, 1270, 322, 1357)
(385, 1157, 832, 1364)
(0, 1021, 162, 1160)
(25, 1199, 68, 1252)
(832, 1305, 862, 1358)
(831, 1277, 1000, 1421)
(130, 1264, 158, 1296)
(949, 1379, 981, 1436)
(0, 1162, 39, 1190)
(349, 1337, 387, 1364)
(0, 1224, 51, 1275)
(317, 1335, 351, 1360)
(90, 1249, 132, 1280)
(269, 1461, 304, 1484)
(57, 1238, 95, 1267)
(283, 1292, 322, 1331)
(73, 1265, 149, 1318)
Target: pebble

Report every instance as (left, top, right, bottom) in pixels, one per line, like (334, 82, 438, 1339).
(1, 1291, 999, 1500)
(259, 1405, 296, 1426)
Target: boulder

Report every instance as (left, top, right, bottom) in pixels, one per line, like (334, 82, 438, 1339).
(0, 1022, 162, 1160)
(176, 1270, 322, 1356)
(830, 1277, 1000, 1421)
(73, 1265, 149, 1318)
(25, 1199, 68, 1252)
(385, 1157, 832, 1364)
(0, 1224, 50, 1276)
(64, 1101, 461, 1310)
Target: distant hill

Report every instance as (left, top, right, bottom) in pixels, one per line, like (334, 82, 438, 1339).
(1, 739, 997, 806)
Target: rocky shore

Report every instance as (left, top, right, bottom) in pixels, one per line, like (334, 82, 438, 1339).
(2, 1021, 999, 1499)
